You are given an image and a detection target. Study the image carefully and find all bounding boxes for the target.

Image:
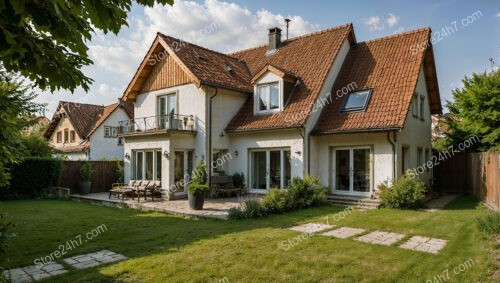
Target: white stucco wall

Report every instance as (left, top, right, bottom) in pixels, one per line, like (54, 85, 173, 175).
(312, 132, 393, 196)
(89, 108, 130, 160)
(396, 65, 433, 184)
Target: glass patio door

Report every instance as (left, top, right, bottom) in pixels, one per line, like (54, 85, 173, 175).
(174, 150, 193, 193)
(250, 148, 291, 191)
(157, 94, 176, 129)
(332, 147, 371, 196)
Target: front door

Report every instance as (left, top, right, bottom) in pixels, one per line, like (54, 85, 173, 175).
(332, 147, 371, 196)
(173, 150, 193, 193)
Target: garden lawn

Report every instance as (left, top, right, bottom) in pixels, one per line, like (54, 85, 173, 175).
(0, 196, 497, 282)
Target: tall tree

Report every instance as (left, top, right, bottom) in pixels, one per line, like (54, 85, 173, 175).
(0, 71, 42, 187)
(446, 69, 500, 151)
(0, 0, 173, 92)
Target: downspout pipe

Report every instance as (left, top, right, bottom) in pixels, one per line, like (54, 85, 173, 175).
(208, 87, 218, 191)
(386, 131, 397, 179)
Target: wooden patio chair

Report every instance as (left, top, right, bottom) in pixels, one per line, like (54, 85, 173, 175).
(144, 180, 162, 202)
(134, 180, 151, 202)
(109, 180, 136, 201)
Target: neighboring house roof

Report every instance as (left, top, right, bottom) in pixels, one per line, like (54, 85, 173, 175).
(44, 101, 104, 139)
(44, 100, 133, 140)
(313, 28, 442, 134)
(87, 100, 134, 137)
(226, 24, 355, 131)
(55, 141, 90, 153)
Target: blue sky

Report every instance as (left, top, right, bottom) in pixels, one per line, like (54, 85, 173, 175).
(37, 0, 500, 116)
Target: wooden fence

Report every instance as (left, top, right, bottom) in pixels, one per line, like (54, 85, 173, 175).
(60, 161, 122, 194)
(433, 151, 500, 210)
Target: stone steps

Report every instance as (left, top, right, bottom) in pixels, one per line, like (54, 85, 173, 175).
(327, 194, 380, 209)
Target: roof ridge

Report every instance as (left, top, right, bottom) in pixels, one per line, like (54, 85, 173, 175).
(59, 100, 103, 108)
(359, 27, 430, 44)
(158, 32, 245, 63)
(229, 23, 353, 55)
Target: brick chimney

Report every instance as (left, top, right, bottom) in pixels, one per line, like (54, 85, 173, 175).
(268, 27, 282, 51)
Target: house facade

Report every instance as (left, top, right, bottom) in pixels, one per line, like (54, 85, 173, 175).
(119, 23, 441, 199)
(45, 100, 133, 160)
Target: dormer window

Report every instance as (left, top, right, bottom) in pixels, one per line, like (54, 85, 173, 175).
(341, 89, 372, 112)
(257, 83, 280, 113)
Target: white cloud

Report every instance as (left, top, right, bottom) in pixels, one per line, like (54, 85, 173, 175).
(363, 16, 384, 31)
(496, 12, 500, 17)
(363, 13, 401, 32)
(89, 0, 319, 76)
(386, 13, 399, 27)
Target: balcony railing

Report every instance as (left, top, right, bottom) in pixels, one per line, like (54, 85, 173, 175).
(118, 114, 196, 135)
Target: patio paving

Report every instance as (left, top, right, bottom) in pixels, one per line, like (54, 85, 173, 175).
(321, 227, 366, 239)
(71, 192, 241, 219)
(354, 231, 405, 246)
(289, 223, 335, 234)
(399, 236, 448, 254)
(2, 262, 67, 283)
(63, 250, 127, 269)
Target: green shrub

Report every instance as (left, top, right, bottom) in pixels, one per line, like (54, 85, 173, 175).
(228, 198, 267, 220)
(79, 161, 93, 182)
(0, 157, 63, 199)
(116, 161, 124, 183)
(379, 172, 427, 209)
(191, 159, 207, 184)
(188, 183, 210, 194)
(288, 175, 328, 209)
(232, 172, 245, 189)
(261, 188, 292, 213)
(229, 176, 327, 219)
(476, 212, 500, 234)
(0, 213, 14, 257)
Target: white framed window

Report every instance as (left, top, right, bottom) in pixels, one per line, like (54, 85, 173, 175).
(256, 82, 280, 113)
(413, 92, 425, 120)
(417, 147, 423, 167)
(341, 89, 372, 112)
(420, 96, 425, 119)
(104, 126, 117, 138)
(212, 149, 229, 174)
(132, 149, 162, 181)
(249, 148, 291, 191)
(117, 137, 124, 146)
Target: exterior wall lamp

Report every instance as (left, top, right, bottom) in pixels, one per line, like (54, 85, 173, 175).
(125, 153, 130, 160)
(163, 151, 170, 159)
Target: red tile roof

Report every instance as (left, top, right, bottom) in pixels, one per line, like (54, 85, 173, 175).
(225, 24, 355, 131)
(313, 28, 441, 134)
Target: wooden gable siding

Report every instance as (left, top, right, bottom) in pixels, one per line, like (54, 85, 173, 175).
(141, 54, 193, 92)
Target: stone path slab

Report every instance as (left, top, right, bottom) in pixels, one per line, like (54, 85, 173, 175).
(63, 250, 127, 269)
(289, 223, 334, 234)
(399, 236, 448, 254)
(355, 231, 405, 246)
(423, 194, 459, 212)
(2, 262, 67, 283)
(321, 227, 366, 239)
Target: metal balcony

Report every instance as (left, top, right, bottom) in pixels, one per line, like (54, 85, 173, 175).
(118, 114, 196, 136)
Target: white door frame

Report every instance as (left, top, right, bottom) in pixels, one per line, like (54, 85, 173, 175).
(248, 148, 290, 193)
(331, 146, 372, 197)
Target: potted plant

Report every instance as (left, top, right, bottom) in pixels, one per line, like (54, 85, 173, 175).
(183, 116, 189, 129)
(79, 161, 93, 195)
(187, 159, 210, 210)
(186, 115, 195, 130)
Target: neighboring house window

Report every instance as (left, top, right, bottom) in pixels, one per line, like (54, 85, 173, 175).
(417, 147, 423, 167)
(412, 94, 419, 117)
(70, 131, 76, 143)
(104, 126, 111, 138)
(212, 149, 229, 174)
(117, 137, 124, 146)
(257, 83, 280, 113)
(341, 89, 372, 112)
(104, 126, 118, 138)
(424, 148, 430, 171)
(413, 92, 425, 120)
(56, 132, 62, 143)
(420, 96, 425, 119)
(64, 128, 69, 143)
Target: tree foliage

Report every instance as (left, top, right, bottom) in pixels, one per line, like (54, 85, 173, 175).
(446, 69, 500, 152)
(0, 71, 43, 187)
(0, 0, 173, 92)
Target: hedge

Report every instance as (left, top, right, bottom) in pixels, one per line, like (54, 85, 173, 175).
(0, 157, 63, 199)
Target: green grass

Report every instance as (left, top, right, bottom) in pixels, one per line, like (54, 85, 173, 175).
(0, 196, 498, 282)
